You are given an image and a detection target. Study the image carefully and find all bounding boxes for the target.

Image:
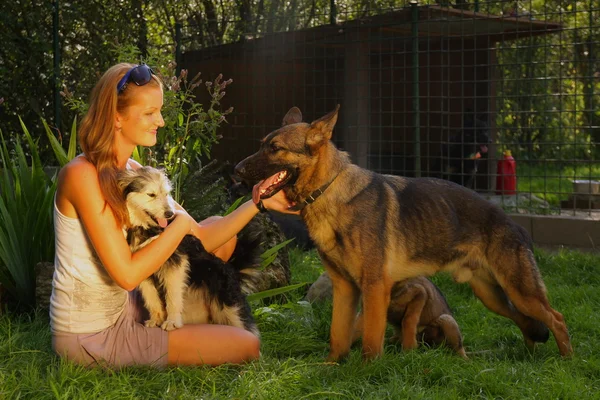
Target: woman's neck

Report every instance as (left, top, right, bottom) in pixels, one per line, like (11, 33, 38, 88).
(115, 146, 135, 170)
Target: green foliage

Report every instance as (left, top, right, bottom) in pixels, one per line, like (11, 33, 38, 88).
(43, 117, 78, 168)
(0, 119, 56, 308)
(259, 238, 295, 270)
(247, 282, 308, 302)
(516, 160, 600, 207)
(495, 1, 600, 161)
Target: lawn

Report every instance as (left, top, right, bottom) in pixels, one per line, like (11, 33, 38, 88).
(1, 247, 599, 399)
(516, 161, 600, 209)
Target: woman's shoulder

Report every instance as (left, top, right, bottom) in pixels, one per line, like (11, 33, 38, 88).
(59, 156, 98, 187)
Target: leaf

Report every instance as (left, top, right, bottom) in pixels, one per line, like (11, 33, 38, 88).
(247, 282, 308, 302)
(178, 112, 184, 127)
(260, 238, 295, 262)
(224, 196, 246, 216)
(20, 116, 43, 173)
(67, 116, 78, 161)
(168, 146, 177, 162)
(42, 118, 69, 167)
(132, 146, 143, 164)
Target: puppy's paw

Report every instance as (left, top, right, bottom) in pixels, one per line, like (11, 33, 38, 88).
(161, 320, 183, 331)
(402, 338, 419, 351)
(145, 319, 161, 328)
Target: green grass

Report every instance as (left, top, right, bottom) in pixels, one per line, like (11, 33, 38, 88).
(1, 247, 600, 399)
(516, 161, 600, 208)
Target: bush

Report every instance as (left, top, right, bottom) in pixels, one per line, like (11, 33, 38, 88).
(0, 118, 56, 308)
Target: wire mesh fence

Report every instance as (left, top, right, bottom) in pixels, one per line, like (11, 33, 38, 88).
(178, 0, 599, 218)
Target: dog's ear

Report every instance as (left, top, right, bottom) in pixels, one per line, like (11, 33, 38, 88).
(282, 107, 303, 126)
(116, 169, 137, 192)
(307, 104, 340, 147)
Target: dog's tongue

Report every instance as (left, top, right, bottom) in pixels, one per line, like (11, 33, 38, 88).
(253, 172, 282, 201)
(157, 218, 168, 228)
(252, 181, 262, 204)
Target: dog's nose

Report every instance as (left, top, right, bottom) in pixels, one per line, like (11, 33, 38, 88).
(164, 210, 174, 219)
(234, 163, 245, 176)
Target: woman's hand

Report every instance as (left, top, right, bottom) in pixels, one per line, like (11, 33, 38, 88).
(174, 209, 198, 234)
(258, 188, 301, 215)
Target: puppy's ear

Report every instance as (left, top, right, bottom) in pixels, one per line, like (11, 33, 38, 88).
(282, 107, 303, 126)
(307, 104, 340, 147)
(116, 169, 137, 192)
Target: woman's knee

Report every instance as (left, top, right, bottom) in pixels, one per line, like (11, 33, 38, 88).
(245, 332, 261, 361)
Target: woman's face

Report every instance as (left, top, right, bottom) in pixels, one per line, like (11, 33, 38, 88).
(116, 85, 165, 148)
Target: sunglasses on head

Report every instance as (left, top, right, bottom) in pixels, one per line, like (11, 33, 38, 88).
(116, 63, 155, 94)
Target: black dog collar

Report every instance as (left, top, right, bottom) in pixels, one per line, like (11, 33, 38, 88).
(291, 174, 339, 211)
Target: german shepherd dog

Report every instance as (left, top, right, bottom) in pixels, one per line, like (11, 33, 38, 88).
(235, 106, 572, 360)
(118, 166, 261, 336)
(353, 276, 467, 359)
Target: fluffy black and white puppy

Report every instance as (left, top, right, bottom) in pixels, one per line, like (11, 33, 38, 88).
(118, 166, 261, 336)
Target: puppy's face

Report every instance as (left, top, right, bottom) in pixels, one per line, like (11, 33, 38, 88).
(118, 167, 176, 228)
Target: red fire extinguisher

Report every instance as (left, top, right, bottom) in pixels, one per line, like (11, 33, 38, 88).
(496, 150, 517, 195)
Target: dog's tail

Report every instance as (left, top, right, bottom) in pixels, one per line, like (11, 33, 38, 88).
(230, 218, 264, 294)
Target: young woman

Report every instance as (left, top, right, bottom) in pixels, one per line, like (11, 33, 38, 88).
(51, 63, 295, 368)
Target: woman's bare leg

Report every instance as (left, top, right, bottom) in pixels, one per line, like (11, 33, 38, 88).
(168, 323, 260, 366)
(200, 216, 237, 262)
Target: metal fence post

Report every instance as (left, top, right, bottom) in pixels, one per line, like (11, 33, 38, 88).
(411, 0, 420, 177)
(330, 0, 337, 25)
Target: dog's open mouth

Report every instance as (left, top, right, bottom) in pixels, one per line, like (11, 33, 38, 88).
(146, 211, 172, 228)
(252, 170, 292, 203)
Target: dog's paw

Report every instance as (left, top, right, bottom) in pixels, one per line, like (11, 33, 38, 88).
(145, 319, 161, 328)
(161, 320, 183, 331)
(402, 338, 419, 351)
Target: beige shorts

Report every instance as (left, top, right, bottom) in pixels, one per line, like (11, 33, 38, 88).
(52, 291, 168, 368)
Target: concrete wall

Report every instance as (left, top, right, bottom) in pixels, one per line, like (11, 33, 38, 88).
(510, 214, 600, 250)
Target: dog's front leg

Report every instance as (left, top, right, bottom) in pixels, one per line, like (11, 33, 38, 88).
(161, 265, 189, 331)
(138, 278, 166, 328)
(361, 278, 392, 360)
(327, 269, 360, 362)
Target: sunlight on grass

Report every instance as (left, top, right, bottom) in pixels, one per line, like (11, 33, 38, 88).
(517, 160, 600, 207)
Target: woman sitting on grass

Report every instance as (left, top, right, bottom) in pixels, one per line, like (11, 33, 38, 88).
(51, 62, 295, 368)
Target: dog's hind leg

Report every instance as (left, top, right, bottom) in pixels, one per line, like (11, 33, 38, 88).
(326, 269, 360, 362)
(503, 285, 572, 357)
(487, 244, 573, 357)
(161, 266, 189, 331)
(468, 273, 550, 349)
(138, 278, 166, 328)
(495, 266, 572, 356)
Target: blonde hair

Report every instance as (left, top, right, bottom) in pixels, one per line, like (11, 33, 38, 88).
(79, 63, 162, 227)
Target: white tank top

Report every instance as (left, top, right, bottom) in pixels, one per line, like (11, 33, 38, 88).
(50, 197, 128, 333)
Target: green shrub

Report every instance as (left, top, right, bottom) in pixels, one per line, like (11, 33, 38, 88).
(0, 118, 56, 308)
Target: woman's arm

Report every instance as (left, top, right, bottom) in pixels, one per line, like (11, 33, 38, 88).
(58, 160, 195, 291)
(187, 188, 298, 253)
